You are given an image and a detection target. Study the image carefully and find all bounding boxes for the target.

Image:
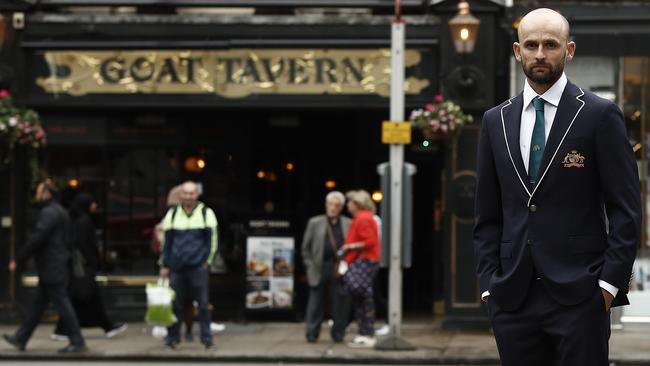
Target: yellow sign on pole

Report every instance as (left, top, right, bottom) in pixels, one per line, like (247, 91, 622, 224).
(382, 121, 411, 145)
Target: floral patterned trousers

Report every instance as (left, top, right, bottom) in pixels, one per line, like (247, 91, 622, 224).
(347, 260, 378, 336)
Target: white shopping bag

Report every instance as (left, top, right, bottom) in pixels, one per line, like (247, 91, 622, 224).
(145, 278, 177, 326)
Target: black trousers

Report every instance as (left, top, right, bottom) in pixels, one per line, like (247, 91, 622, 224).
(15, 283, 85, 347)
(305, 261, 351, 341)
(488, 279, 610, 366)
(54, 280, 115, 334)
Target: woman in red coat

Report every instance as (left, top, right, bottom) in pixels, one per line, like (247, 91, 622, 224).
(341, 190, 380, 348)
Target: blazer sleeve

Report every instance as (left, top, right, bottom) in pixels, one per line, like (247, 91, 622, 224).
(17, 205, 58, 267)
(301, 219, 315, 268)
(473, 114, 504, 293)
(595, 103, 640, 291)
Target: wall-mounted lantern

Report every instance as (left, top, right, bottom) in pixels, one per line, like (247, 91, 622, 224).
(448, 1, 481, 54)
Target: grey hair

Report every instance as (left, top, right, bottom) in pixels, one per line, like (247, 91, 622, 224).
(326, 191, 346, 205)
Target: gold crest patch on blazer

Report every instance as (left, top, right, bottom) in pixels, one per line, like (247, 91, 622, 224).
(562, 150, 585, 168)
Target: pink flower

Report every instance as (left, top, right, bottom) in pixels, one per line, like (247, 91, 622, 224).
(0, 90, 9, 98)
(425, 103, 434, 112)
(441, 124, 449, 133)
(434, 95, 444, 102)
(439, 109, 446, 116)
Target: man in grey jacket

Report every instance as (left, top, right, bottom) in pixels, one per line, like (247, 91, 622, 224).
(301, 191, 352, 343)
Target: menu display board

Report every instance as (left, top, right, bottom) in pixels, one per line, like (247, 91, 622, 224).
(246, 236, 294, 310)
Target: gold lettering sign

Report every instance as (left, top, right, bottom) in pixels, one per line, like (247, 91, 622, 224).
(36, 49, 430, 98)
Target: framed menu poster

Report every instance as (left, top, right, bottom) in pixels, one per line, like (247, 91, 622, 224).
(246, 236, 294, 310)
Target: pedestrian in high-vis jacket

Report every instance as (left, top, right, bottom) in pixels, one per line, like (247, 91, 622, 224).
(158, 181, 218, 349)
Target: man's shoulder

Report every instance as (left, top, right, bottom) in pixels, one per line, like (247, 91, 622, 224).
(485, 97, 517, 118)
(308, 214, 326, 224)
(199, 202, 216, 215)
(41, 201, 63, 217)
(578, 88, 619, 112)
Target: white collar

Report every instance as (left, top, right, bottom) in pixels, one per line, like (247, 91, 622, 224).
(523, 72, 567, 109)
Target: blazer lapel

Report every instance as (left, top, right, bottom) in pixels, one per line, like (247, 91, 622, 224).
(534, 81, 585, 193)
(501, 93, 530, 195)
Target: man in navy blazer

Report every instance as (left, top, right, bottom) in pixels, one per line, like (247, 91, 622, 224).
(474, 8, 640, 366)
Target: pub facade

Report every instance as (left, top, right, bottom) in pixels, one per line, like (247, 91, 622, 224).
(0, 0, 541, 327)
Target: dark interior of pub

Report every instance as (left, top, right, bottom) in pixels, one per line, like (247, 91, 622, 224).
(33, 107, 446, 320)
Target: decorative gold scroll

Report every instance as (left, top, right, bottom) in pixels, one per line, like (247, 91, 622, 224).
(36, 49, 430, 98)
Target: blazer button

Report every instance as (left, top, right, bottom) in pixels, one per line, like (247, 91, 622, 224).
(529, 204, 537, 212)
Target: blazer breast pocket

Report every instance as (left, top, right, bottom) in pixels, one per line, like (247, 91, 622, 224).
(559, 137, 594, 176)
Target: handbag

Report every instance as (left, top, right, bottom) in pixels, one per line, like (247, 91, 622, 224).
(70, 249, 86, 279)
(145, 278, 177, 326)
(343, 260, 376, 298)
(326, 222, 346, 277)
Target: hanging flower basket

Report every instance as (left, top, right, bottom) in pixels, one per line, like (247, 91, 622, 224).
(0, 89, 47, 172)
(409, 95, 473, 141)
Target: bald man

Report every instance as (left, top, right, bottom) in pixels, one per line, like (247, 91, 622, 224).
(473, 8, 639, 366)
(159, 181, 218, 349)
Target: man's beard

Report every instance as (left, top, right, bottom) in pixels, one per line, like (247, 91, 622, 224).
(522, 55, 565, 85)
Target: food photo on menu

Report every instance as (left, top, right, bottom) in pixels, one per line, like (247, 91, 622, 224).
(271, 277, 293, 309)
(273, 247, 294, 276)
(247, 251, 272, 277)
(246, 280, 272, 309)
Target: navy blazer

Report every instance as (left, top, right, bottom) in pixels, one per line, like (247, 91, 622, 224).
(474, 81, 640, 311)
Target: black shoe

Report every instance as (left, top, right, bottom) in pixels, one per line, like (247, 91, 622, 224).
(306, 336, 317, 343)
(3, 334, 25, 351)
(202, 340, 214, 349)
(58, 344, 87, 354)
(184, 332, 194, 342)
(332, 337, 344, 343)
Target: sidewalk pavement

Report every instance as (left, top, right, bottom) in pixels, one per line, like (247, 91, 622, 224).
(0, 320, 649, 365)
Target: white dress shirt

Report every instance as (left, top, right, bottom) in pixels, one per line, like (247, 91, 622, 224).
(520, 73, 567, 173)
(481, 73, 618, 301)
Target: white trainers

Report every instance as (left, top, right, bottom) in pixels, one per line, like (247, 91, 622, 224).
(375, 324, 390, 336)
(210, 322, 226, 333)
(151, 326, 167, 338)
(347, 335, 376, 348)
(50, 333, 68, 342)
(105, 323, 128, 339)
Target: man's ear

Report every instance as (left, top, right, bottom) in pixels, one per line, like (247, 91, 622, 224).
(566, 41, 576, 62)
(513, 42, 522, 62)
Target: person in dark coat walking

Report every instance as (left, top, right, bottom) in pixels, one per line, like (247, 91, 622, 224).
(51, 192, 127, 340)
(3, 180, 87, 353)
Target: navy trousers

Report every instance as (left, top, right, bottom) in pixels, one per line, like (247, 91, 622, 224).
(166, 266, 212, 344)
(488, 279, 610, 366)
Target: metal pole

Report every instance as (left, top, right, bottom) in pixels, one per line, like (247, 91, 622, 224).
(388, 18, 405, 339)
(375, 0, 414, 350)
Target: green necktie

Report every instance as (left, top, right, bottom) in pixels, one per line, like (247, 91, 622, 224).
(529, 96, 546, 185)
